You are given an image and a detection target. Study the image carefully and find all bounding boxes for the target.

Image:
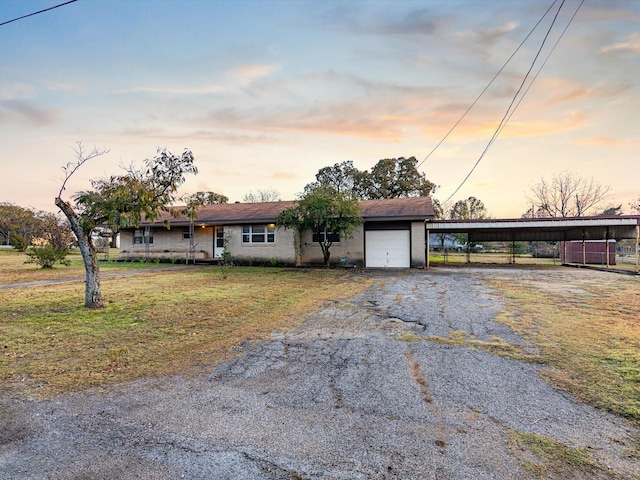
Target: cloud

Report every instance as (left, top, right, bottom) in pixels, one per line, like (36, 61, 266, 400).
(182, 71, 451, 141)
(361, 8, 443, 36)
(116, 126, 281, 145)
(574, 136, 640, 148)
(495, 112, 588, 138)
(228, 64, 279, 84)
(601, 33, 640, 55)
(454, 21, 518, 53)
(0, 100, 58, 126)
(0, 82, 34, 101)
(114, 84, 226, 95)
(316, 5, 448, 37)
(115, 63, 279, 95)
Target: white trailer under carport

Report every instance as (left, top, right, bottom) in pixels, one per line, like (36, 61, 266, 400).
(425, 215, 640, 271)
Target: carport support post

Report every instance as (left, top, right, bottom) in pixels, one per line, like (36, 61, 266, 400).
(605, 227, 610, 269)
(636, 225, 640, 273)
(426, 227, 430, 268)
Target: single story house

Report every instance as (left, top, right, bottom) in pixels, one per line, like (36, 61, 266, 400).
(118, 196, 434, 268)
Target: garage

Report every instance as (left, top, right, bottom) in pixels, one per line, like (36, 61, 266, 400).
(365, 230, 410, 268)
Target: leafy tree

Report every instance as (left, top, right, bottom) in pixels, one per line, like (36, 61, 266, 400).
(25, 245, 71, 268)
(526, 171, 610, 217)
(0, 203, 41, 250)
(179, 191, 228, 263)
(449, 197, 488, 220)
(599, 205, 622, 216)
(522, 205, 550, 218)
(448, 197, 488, 249)
(55, 143, 200, 308)
(311, 161, 367, 196)
(24, 212, 74, 269)
(629, 196, 640, 214)
(276, 185, 362, 268)
(363, 157, 436, 199)
(242, 188, 280, 203)
(310, 157, 436, 200)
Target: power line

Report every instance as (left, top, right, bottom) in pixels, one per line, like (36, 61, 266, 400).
(416, 0, 559, 170)
(497, 0, 584, 138)
(441, 0, 570, 206)
(0, 0, 78, 27)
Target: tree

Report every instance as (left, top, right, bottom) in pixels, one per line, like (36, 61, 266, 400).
(599, 205, 622, 216)
(311, 161, 367, 197)
(448, 197, 488, 250)
(276, 185, 362, 268)
(309, 157, 436, 200)
(24, 212, 74, 268)
(55, 143, 200, 308)
(449, 196, 488, 220)
(526, 171, 610, 218)
(363, 157, 436, 199)
(242, 188, 280, 203)
(179, 191, 228, 263)
(630, 196, 640, 214)
(0, 203, 42, 250)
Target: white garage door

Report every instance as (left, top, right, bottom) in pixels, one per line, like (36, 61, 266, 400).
(365, 230, 410, 268)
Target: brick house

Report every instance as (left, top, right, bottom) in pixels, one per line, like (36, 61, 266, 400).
(118, 196, 434, 268)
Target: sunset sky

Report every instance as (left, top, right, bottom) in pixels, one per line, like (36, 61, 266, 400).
(1, 0, 638, 218)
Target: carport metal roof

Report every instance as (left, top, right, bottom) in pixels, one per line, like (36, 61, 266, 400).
(425, 216, 640, 243)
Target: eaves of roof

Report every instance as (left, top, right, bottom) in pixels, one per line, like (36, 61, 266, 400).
(139, 196, 435, 227)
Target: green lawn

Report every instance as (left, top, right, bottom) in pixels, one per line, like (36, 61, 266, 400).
(0, 261, 371, 398)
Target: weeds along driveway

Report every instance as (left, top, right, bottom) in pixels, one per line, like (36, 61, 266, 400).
(1, 268, 639, 479)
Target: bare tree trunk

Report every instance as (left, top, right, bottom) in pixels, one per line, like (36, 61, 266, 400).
(320, 242, 331, 268)
(55, 198, 103, 309)
(294, 229, 302, 267)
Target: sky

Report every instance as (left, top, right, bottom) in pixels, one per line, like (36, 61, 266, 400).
(1, 0, 638, 218)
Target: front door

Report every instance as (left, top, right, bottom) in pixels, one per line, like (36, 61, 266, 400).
(214, 227, 225, 258)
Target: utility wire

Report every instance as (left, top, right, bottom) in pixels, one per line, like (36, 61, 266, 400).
(416, 0, 559, 170)
(497, 0, 584, 138)
(0, 0, 78, 27)
(441, 0, 567, 206)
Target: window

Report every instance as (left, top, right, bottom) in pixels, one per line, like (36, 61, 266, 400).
(216, 227, 225, 248)
(242, 225, 275, 243)
(182, 227, 193, 240)
(313, 228, 340, 243)
(133, 228, 153, 244)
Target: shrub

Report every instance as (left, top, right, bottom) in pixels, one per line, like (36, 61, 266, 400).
(25, 245, 71, 269)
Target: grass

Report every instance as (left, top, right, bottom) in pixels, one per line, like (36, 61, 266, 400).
(429, 251, 640, 273)
(0, 264, 371, 398)
(507, 430, 620, 478)
(0, 249, 169, 286)
(429, 252, 560, 266)
(424, 329, 540, 363)
(491, 276, 640, 423)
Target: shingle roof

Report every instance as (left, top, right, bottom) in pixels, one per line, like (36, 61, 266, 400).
(143, 196, 434, 226)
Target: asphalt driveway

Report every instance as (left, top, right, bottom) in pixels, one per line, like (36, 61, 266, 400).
(1, 268, 638, 479)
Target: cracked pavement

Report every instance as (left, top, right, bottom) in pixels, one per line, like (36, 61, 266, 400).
(1, 268, 639, 479)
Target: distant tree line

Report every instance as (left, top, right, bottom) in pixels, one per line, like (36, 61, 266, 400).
(0, 203, 73, 251)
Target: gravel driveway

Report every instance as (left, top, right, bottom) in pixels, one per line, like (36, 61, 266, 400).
(1, 268, 639, 479)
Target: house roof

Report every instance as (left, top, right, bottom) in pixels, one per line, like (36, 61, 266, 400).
(140, 196, 434, 227)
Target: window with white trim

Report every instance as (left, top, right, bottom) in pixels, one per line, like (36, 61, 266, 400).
(242, 225, 275, 243)
(133, 228, 153, 244)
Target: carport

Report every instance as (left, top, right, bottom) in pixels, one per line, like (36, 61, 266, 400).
(425, 216, 640, 271)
